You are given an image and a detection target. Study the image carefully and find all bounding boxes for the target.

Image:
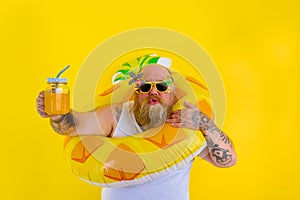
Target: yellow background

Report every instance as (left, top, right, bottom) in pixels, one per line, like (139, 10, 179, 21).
(0, 0, 299, 199)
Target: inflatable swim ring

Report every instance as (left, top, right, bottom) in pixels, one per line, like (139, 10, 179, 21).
(63, 54, 214, 187)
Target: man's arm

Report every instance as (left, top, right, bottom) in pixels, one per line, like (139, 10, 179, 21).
(49, 104, 123, 136)
(167, 101, 237, 168)
(196, 115, 237, 167)
(49, 112, 77, 135)
(36, 90, 122, 136)
(50, 106, 114, 136)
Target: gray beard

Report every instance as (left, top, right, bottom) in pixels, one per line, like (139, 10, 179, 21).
(143, 103, 168, 130)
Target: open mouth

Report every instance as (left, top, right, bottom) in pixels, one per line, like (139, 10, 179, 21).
(149, 98, 159, 105)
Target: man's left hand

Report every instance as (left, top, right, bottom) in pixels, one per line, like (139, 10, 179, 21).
(167, 101, 202, 130)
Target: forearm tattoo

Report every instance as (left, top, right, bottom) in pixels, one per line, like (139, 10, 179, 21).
(50, 112, 76, 135)
(192, 110, 233, 166)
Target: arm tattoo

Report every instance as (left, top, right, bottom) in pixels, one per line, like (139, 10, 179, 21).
(198, 112, 234, 166)
(191, 110, 211, 131)
(219, 131, 230, 144)
(198, 112, 230, 144)
(50, 112, 76, 135)
(191, 110, 201, 129)
(205, 135, 233, 166)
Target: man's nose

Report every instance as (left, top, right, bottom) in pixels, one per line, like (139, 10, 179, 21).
(150, 86, 158, 96)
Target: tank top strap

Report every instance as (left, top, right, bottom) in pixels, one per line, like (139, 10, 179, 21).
(112, 101, 143, 138)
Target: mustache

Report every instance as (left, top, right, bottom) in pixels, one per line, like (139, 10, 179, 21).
(143, 95, 165, 105)
(138, 95, 165, 113)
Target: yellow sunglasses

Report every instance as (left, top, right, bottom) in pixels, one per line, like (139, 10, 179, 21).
(136, 82, 170, 93)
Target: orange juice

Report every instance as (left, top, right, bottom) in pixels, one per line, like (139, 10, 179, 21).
(44, 92, 70, 115)
(44, 78, 70, 115)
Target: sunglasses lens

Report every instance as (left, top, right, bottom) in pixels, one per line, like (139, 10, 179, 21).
(138, 82, 169, 93)
(156, 83, 168, 92)
(140, 84, 152, 92)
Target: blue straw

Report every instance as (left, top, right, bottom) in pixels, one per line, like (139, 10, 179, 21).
(56, 65, 70, 78)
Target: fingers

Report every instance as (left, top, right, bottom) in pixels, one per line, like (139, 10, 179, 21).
(36, 91, 44, 104)
(168, 108, 190, 121)
(38, 91, 44, 97)
(36, 91, 49, 118)
(166, 117, 181, 124)
(169, 121, 191, 128)
(170, 122, 184, 128)
(167, 109, 182, 124)
(167, 101, 200, 129)
(171, 110, 181, 114)
(166, 117, 184, 127)
(36, 91, 44, 105)
(169, 108, 195, 119)
(169, 112, 181, 118)
(37, 105, 48, 117)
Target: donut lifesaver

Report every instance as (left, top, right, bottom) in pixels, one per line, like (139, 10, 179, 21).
(63, 54, 214, 187)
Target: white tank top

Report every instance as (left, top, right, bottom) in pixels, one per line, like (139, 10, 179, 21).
(101, 101, 193, 200)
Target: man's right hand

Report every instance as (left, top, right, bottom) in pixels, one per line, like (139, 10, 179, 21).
(36, 91, 62, 121)
(36, 91, 49, 118)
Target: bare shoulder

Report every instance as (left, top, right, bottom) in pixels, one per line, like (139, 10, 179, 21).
(111, 103, 124, 123)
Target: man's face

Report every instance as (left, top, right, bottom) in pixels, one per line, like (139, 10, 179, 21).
(133, 65, 175, 129)
(136, 65, 175, 107)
